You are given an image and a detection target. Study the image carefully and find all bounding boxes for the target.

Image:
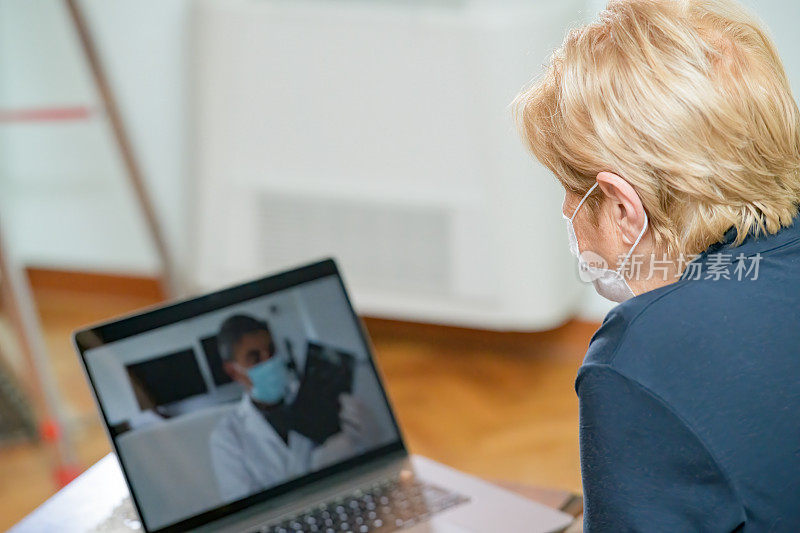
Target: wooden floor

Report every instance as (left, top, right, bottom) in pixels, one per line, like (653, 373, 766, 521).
(0, 271, 597, 530)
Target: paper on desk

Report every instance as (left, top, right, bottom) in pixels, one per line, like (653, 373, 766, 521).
(10, 454, 134, 533)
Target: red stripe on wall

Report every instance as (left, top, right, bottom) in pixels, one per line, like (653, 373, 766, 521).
(0, 106, 94, 123)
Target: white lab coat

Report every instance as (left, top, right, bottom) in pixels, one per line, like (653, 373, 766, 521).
(209, 395, 370, 503)
(209, 395, 315, 503)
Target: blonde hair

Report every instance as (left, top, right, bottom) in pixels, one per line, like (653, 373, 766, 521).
(514, 0, 800, 257)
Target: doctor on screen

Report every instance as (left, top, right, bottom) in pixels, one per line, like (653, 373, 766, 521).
(209, 314, 379, 503)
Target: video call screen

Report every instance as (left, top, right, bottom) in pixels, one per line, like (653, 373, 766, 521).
(80, 271, 401, 532)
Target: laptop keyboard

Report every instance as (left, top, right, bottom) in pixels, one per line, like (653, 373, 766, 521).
(251, 476, 470, 533)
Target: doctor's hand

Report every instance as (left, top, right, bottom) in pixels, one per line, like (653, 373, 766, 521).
(338, 393, 381, 448)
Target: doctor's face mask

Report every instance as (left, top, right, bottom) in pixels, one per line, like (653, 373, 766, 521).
(563, 182, 648, 303)
(230, 328, 289, 404)
(239, 353, 290, 405)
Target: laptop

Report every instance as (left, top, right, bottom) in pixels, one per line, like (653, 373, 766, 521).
(73, 258, 573, 533)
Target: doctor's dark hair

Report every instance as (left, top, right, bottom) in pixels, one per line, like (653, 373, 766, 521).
(217, 314, 273, 362)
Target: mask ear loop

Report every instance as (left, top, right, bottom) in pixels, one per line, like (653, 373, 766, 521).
(569, 181, 649, 283)
(615, 211, 649, 275)
(564, 182, 599, 258)
(569, 182, 599, 222)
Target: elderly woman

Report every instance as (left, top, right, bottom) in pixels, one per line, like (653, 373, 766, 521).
(515, 0, 800, 530)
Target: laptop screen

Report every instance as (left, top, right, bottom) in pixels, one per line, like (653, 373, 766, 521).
(75, 260, 403, 532)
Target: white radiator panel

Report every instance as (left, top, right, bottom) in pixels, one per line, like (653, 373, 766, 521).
(189, 0, 584, 330)
(255, 194, 454, 297)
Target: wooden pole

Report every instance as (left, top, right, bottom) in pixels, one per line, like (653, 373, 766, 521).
(0, 223, 76, 473)
(63, 0, 177, 297)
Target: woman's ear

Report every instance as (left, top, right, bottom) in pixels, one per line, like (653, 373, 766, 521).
(596, 171, 647, 245)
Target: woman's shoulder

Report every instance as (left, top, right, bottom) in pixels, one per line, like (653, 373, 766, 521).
(582, 280, 694, 368)
(579, 274, 756, 395)
(580, 256, 800, 421)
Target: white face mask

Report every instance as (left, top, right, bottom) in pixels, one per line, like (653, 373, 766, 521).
(563, 182, 648, 303)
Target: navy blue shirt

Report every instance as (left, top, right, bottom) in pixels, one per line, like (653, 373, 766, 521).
(577, 217, 800, 532)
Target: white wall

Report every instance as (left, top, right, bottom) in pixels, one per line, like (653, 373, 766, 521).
(2, 0, 799, 324)
(0, 0, 189, 274)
